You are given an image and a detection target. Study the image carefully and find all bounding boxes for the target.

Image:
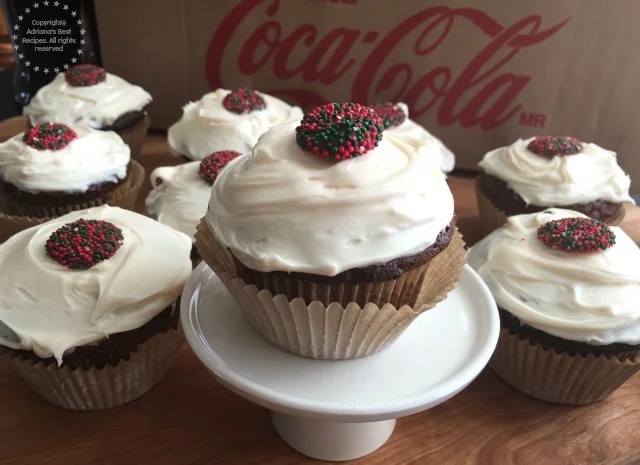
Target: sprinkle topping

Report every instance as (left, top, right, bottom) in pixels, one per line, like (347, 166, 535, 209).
(537, 217, 615, 253)
(198, 150, 241, 185)
(527, 136, 583, 157)
(295, 103, 384, 161)
(23, 123, 78, 151)
(45, 219, 124, 269)
(370, 102, 406, 129)
(64, 64, 107, 87)
(222, 88, 266, 114)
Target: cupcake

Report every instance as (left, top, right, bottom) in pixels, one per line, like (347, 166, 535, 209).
(195, 103, 465, 360)
(0, 205, 192, 410)
(23, 64, 152, 158)
(467, 208, 640, 404)
(476, 136, 633, 234)
(371, 102, 454, 175)
(145, 150, 241, 265)
(0, 123, 142, 220)
(168, 88, 303, 161)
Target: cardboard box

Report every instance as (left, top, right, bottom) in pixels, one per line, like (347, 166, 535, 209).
(94, 0, 640, 183)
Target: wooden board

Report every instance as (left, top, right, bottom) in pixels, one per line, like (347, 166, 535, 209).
(0, 116, 639, 465)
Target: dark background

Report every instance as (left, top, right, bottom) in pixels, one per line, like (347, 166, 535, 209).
(1, 69, 19, 120)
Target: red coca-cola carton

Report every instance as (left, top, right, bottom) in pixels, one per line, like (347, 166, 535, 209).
(94, 0, 640, 182)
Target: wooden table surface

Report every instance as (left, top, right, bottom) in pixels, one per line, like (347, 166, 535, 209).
(1, 117, 640, 465)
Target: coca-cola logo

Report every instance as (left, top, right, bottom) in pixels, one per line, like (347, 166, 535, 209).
(206, 0, 569, 131)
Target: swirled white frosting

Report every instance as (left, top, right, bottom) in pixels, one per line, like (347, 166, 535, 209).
(206, 120, 455, 276)
(145, 162, 210, 241)
(23, 72, 152, 128)
(0, 205, 192, 364)
(0, 125, 130, 194)
(467, 208, 640, 345)
(479, 138, 634, 206)
(168, 89, 304, 160)
(387, 103, 455, 174)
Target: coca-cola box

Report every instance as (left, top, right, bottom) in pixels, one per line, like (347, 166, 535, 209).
(94, 0, 640, 183)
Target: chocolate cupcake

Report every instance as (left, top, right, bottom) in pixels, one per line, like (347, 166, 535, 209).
(168, 88, 303, 161)
(0, 205, 192, 410)
(145, 150, 241, 266)
(195, 103, 465, 360)
(23, 64, 152, 158)
(371, 102, 455, 175)
(467, 209, 640, 404)
(0, 123, 140, 219)
(476, 136, 633, 235)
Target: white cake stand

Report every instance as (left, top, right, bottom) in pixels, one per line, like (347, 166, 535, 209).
(182, 263, 499, 462)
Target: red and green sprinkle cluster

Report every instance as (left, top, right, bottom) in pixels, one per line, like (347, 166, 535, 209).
(64, 64, 107, 87)
(295, 103, 384, 161)
(527, 136, 583, 157)
(370, 102, 406, 129)
(23, 123, 77, 151)
(222, 88, 266, 114)
(198, 150, 241, 185)
(537, 217, 615, 253)
(45, 219, 124, 270)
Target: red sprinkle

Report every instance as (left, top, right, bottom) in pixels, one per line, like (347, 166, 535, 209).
(537, 217, 615, 253)
(527, 136, 583, 157)
(198, 150, 241, 185)
(370, 102, 406, 129)
(295, 103, 384, 161)
(23, 123, 77, 151)
(222, 89, 266, 114)
(65, 64, 107, 87)
(45, 219, 124, 270)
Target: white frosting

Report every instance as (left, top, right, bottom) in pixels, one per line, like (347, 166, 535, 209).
(145, 162, 211, 241)
(388, 103, 455, 174)
(0, 126, 130, 194)
(206, 120, 454, 276)
(479, 137, 634, 206)
(0, 205, 192, 364)
(23, 72, 152, 128)
(167, 89, 304, 160)
(467, 208, 640, 345)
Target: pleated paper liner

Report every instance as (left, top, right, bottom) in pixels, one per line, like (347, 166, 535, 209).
(475, 177, 627, 237)
(490, 328, 640, 405)
(0, 160, 144, 243)
(5, 324, 184, 411)
(194, 218, 466, 360)
(116, 113, 151, 160)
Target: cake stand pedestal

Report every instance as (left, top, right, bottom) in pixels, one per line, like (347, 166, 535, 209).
(181, 263, 499, 462)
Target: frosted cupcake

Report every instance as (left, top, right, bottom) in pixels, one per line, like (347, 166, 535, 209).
(23, 64, 152, 158)
(195, 103, 465, 360)
(145, 150, 241, 264)
(168, 88, 303, 161)
(0, 205, 192, 410)
(467, 208, 640, 404)
(476, 136, 633, 234)
(371, 102, 454, 175)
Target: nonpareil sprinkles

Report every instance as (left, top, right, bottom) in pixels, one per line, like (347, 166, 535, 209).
(295, 103, 384, 161)
(198, 150, 241, 185)
(537, 217, 615, 253)
(370, 103, 406, 129)
(45, 219, 124, 270)
(222, 88, 266, 114)
(527, 136, 583, 157)
(23, 123, 78, 151)
(65, 64, 107, 87)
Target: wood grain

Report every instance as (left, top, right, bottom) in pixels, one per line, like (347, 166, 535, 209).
(0, 117, 639, 465)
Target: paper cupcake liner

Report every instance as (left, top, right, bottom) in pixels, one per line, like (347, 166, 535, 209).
(194, 219, 465, 360)
(490, 328, 640, 405)
(6, 324, 184, 411)
(475, 178, 627, 236)
(0, 160, 144, 243)
(115, 113, 151, 160)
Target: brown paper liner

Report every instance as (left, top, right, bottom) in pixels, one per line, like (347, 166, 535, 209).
(115, 113, 150, 160)
(6, 324, 184, 411)
(194, 218, 465, 360)
(490, 328, 640, 405)
(0, 160, 144, 243)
